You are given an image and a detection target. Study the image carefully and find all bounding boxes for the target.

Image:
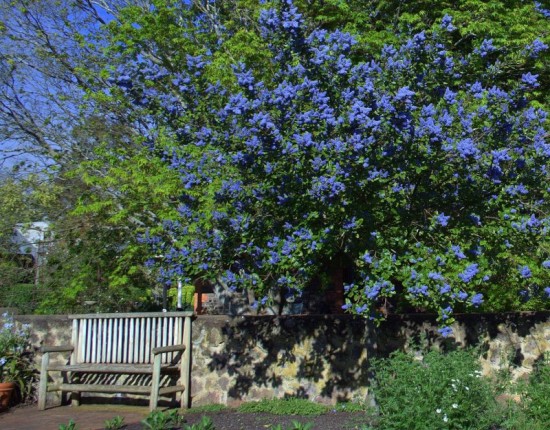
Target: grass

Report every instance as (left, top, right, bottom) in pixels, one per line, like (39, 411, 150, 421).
(237, 398, 330, 416)
(185, 404, 228, 414)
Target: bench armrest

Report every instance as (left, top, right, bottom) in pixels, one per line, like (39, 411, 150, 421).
(152, 344, 186, 355)
(41, 345, 74, 353)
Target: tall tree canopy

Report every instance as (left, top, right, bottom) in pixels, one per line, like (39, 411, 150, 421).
(101, 0, 550, 333)
(2, 0, 550, 322)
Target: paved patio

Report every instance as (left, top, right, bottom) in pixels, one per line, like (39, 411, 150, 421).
(0, 404, 150, 430)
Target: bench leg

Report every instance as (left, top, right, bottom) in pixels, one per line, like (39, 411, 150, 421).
(70, 391, 81, 407)
(149, 353, 162, 411)
(38, 352, 50, 410)
(181, 315, 192, 409)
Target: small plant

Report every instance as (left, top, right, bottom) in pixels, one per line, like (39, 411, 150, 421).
(59, 419, 77, 430)
(270, 421, 313, 430)
(370, 348, 502, 430)
(182, 416, 215, 430)
(104, 415, 126, 430)
(141, 409, 183, 430)
(238, 398, 328, 416)
(0, 313, 35, 403)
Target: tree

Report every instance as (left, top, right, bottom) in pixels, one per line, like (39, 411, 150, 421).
(109, 1, 550, 333)
(2, 0, 550, 319)
(0, 173, 60, 312)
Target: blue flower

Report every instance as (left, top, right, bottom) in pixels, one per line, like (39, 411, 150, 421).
(458, 264, 479, 283)
(362, 252, 373, 264)
(521, 73, 539, 87)
(394, 86, 415, 102)
(518, 265, 532, 279)
(535, 2, 550, 18)
(440, 284, 451, 294)
(470, 293, 484, 307)
(428, 272, 444, 281)
(440, 15, 456, 32)
(451, 245, 466, 260)
(457, 138, 479, 158)
(438, 326, 453, 337)
(436, 212, 450, 227)
(475, 39, 496, 57)
(542, 261, 550, 269)
(524, 38, 548, 58)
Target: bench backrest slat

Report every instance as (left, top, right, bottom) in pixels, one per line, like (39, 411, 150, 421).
(69, 313, 191, 365)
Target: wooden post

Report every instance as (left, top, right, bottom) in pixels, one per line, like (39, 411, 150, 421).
(181, 316, 192, 409)
(149, 352, 162, 411)
(70, 319, 81, 406)
(37, 352, 50, 410)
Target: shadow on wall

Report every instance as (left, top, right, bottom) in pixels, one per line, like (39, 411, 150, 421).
(192, 312, 550, 405)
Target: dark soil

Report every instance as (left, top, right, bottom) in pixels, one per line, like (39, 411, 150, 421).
(127, 410, 371, 430)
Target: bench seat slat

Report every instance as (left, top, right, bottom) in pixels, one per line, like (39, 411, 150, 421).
(46, 364, 180, 374)
(159, 385, 186, 396)
(53, 384, 152, 394)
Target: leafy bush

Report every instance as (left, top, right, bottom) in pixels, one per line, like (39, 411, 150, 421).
(58, 420, 77, 430)
(182, 416, 215, 430)
(238, 398, 328, 416)
(515, 359, 550, 425)
(104, 416, 125, 430)
(0, 313, 35, 403)
(141, 409, 183, 430)
(370, 349, 500, 429)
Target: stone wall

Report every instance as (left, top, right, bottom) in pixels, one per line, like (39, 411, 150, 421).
(15, 312, 550, 407)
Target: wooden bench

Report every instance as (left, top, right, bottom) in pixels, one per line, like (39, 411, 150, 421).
(38, 312, 192, 411)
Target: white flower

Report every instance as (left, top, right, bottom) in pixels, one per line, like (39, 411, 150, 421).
(452, 403, 458, 409)
(443, 414, 449, 423)
(465, 386, 470, 391)
(436, 408, 442, 414)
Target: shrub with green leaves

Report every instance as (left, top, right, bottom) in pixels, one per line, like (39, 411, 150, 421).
(141, 409, 183, 430)
(182, 416, 215, 430)
(517, 360, 550, 425)
(370, 349, 500, 430)
(104, 416, 125, 430)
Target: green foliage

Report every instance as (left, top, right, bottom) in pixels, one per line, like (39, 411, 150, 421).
(168, 284, 195, 311)
(512, 357, 550, 426)
(141, 409, 183, 430)
(270, 421, 313, 430)
(238, 398, 329, 416)
(0, 314, 35, 403)
(0, 284, 35, 315)
(370, 349, 501, 429)
(333, 401, 369, 413)
(58, 419, 77, 430)
(4, 0, 550, 317)
(185, 404, 227, 414)
(182, 416, 216, 430)
(104, 416, 125, 430)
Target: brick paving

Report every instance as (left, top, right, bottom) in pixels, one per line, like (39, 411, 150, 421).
(0, 404, 149, 430)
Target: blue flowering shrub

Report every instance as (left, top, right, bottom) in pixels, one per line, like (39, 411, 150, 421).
(111, 1, 550, 332)
(369, 349, 500, 430)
